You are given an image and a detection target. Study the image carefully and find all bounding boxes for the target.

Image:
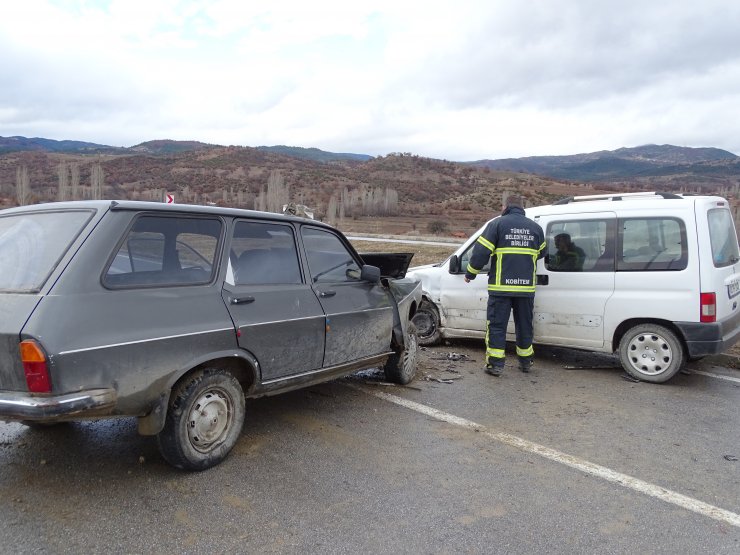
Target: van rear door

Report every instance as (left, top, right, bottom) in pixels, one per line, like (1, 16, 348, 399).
(697, 197, 740, 322)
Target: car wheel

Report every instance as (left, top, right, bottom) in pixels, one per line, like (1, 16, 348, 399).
(412, 300, 442, 346)
(384, 322, 419, 385)
(618, 324, 684, 383)
(157, 368, 245, 471)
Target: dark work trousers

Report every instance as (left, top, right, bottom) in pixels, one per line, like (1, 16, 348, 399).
(486, 294, 535, 368)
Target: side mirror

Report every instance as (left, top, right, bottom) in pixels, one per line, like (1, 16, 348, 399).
(360, 264, 381, 283)
(449, 254, 461, 274)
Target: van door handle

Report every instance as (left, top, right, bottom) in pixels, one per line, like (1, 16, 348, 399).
(320, 290, 336, 298)
(536, 274, 549, 286)
(231, 296, 255, 305)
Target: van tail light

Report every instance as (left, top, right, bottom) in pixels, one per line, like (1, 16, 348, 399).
(19, 340, 51, 393)
(700, 292, 717, 323)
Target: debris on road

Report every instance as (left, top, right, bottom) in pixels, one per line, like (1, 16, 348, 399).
(724, 455, 738, 462)
(621, 374, 641, 383)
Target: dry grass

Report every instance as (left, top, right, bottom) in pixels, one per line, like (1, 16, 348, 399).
(350, 240, 459, 267)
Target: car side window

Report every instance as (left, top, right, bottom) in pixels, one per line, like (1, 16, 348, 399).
(545, 219, 615, 272)
(104, 215, 221, 287)
(227, 221, 302, 286)
(618, 217, 687, 271)
(301, 227, 361, 283)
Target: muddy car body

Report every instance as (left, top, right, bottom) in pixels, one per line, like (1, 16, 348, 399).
(0, 201, 421, 470)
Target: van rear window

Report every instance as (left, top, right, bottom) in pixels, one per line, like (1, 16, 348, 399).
(707, 208, 740, 267)
(0, 210, 94, 292)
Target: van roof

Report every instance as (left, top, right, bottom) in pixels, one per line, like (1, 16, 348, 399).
(526, 191, 730, 217)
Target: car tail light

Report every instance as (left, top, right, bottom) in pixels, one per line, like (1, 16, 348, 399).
(700, 292, 716, 323)
(19, 340, 51, 393)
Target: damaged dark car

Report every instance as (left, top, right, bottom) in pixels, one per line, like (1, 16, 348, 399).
(0, 201, 421, 470)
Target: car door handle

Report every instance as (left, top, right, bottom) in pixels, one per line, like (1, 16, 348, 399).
(536, 274, 549, 286)
(319, 290, 336, 298)
(231, 296, 255, 305)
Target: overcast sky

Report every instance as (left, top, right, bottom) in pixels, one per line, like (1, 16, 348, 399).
(2, 0, 739, 161)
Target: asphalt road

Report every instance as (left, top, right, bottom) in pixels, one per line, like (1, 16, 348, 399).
(0, 342, 738, 554)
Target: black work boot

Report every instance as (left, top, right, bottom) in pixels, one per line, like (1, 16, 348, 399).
(518, 358, 533, 373)
(485, 358, 504, 377)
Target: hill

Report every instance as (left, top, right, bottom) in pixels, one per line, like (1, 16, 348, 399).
(471, 144, 739, 182)
(1, 140, 738, 237)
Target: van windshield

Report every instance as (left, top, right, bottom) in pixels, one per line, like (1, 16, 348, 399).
(0, 210, 94, 292)
(707, 208, 740, 267)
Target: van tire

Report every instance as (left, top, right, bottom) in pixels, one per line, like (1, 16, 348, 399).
(384, 322, 419, 385)
(413, 300, 442, 346)
(618, 324, 684, 383)
(157, 368, 245, 471)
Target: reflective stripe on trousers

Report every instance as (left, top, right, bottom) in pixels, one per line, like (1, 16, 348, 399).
(485, 294, 535, 366)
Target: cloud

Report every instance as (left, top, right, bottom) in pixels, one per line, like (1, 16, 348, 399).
(1, 0, 739, 158)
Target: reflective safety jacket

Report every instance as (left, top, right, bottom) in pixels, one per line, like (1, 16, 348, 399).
(465, 206, 545, 297)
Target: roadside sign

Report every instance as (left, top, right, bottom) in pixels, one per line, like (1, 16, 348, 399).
(165, 193, 175, 204)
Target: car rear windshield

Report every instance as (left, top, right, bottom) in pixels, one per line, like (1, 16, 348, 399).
(0, 210, 94, 292)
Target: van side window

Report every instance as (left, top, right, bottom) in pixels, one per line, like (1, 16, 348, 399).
(104, 215, 221, 287)
(707, 208, 740, 268)
(618, 217, 687, 271)
(460, 244, 491, 274)
(227, 221, 302, 286)
(545, 219, 615, 272)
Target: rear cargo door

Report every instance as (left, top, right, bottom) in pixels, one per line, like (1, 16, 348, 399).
(698, 198, 740, 321)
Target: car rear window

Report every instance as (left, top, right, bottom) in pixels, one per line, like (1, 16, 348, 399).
(104, 214, 222, 288)
(0, 210, 94, 292)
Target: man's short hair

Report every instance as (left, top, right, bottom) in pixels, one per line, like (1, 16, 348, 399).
(505, 194, 524, 208)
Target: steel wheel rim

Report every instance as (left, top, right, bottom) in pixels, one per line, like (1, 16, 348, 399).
(626, 332, 673, 376)
(187, 387, 234, 453)
(403, 330, 419, 373)
(414, 311, 436, 339)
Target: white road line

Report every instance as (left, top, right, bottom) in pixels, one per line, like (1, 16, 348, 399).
(350, 384, 740, 529)
(692, 370, 740, 384)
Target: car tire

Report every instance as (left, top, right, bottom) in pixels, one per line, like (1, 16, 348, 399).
(618, 324, 684, 383)
(384, 322, 419, 385)
(412, 300, 442, 346)
(157, 368, 245, 471)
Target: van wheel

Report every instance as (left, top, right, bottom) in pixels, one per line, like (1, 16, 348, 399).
(384, 322, 419, 385)
(618, 324, 684, 383)
(157, 368, 245, 471)
(412, 300, 442, 346)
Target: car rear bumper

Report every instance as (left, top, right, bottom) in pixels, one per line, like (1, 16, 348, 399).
(676, 309, 740, 357)
(0, 388, 117, 421)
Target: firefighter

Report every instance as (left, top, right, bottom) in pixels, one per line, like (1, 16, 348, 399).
(464, 195, 545, 376)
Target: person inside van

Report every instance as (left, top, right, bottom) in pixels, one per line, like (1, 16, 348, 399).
(551, 233, 586, 271)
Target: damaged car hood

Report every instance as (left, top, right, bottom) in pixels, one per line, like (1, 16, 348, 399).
(359, 253, 414, 279)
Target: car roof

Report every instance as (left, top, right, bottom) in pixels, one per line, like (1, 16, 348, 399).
(0, 200, 337, 230)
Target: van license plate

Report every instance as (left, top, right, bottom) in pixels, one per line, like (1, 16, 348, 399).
(728, 278, 740, 298)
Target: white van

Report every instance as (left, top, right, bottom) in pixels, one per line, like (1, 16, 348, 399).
(407, 192, 740, 383)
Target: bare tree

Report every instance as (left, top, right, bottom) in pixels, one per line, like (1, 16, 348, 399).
(15, 165, 31, 206)
(70, 162, 80, 200)
(265, 170, 289, 213)
(90, 158, 104, 199)
(57, 162, 70, 201)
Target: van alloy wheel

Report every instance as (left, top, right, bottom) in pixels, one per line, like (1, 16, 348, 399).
(618, 324, 684, 383)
